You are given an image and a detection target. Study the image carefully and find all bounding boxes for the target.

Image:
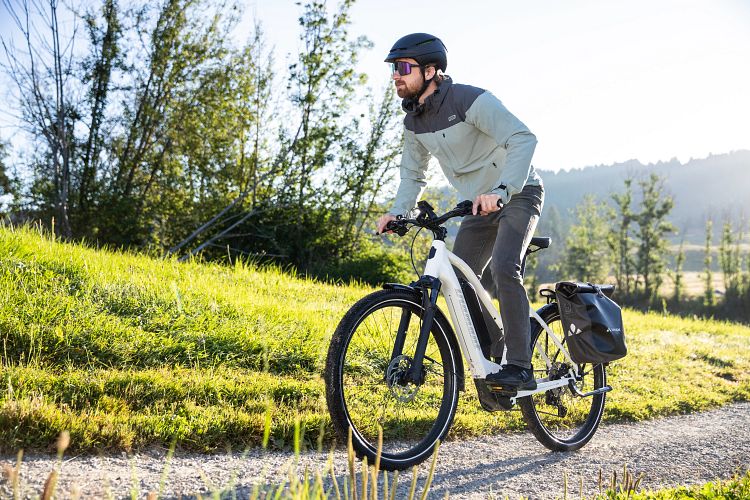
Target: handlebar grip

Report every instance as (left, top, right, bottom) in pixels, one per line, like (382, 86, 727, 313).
(456, 200, 474, 215)
(384, 219, 408, 236)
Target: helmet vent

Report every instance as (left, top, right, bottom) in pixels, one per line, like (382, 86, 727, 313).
(414, 38, 437, 46)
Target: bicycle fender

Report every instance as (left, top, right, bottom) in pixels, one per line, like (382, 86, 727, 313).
(383, 283, 417, 293)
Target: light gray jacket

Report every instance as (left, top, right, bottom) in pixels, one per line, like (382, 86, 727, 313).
(390, 77, 542, 216)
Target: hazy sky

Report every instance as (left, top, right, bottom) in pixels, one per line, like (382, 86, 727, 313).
(243, 0, 750, 171)
(1, 0, 749, 172)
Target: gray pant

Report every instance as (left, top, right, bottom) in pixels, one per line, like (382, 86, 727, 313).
(452, 184, 544, 369)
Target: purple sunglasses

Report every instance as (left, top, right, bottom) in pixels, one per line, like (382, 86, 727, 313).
(391, 61, 420, 76)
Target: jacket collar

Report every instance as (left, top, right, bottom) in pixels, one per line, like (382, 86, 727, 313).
(402, 76, 452, 116)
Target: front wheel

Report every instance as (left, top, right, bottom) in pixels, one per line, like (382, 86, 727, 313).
(325, 289, 460, 471)
(519, 302, 607, 451)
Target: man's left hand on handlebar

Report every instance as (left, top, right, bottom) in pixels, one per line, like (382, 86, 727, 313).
(376, 214, 397, 234)
(472, 193, 503, 216)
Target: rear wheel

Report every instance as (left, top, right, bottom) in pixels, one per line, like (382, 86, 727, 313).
(519, 303, 607, 451)
(325, 289, 459, 471)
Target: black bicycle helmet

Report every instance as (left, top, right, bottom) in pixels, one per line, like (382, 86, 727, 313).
(384, 33, 447, 72)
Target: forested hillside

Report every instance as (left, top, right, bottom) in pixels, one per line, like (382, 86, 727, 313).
(538, 150, 750, 244)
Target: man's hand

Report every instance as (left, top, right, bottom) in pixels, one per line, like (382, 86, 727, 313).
(376, 214, 397, 234)
(473, 194, 503, 216)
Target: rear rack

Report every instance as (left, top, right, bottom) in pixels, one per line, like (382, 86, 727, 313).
(539, 288, 556, 304)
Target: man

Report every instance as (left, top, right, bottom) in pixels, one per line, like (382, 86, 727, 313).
(376, 33, 544, 390)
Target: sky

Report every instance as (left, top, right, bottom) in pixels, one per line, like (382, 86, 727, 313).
(240, 0, 750, 172)
(1, 0, 749, 172)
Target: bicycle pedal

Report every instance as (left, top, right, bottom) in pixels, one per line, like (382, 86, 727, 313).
(485, 382, 518, 397)
(474, 379, 515, 411)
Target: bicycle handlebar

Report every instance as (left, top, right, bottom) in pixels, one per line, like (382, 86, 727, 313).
(385, 200, 474, 237)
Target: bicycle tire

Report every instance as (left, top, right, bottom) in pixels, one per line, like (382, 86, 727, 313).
(518, 302, 607, 451)
(325, 288, 460, 471)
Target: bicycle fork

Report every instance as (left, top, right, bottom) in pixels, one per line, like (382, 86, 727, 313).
(390, 276, 441, 386)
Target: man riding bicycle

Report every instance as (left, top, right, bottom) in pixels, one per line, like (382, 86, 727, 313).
(376, 33, 544, 390)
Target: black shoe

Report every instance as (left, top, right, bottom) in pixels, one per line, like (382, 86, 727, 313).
(485, 364, 537, 392)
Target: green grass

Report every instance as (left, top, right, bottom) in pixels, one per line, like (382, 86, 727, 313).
(1, 225, 749, 453)
(592, 471, 750, 499)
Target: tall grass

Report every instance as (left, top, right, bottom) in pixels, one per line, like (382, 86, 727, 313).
(3, 431, 748, 499)
(1, 225, 749, 452)
(1, 426, 443, 500)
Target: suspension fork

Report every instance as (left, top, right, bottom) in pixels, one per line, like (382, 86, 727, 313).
(390, 309, 411, 363)
(403, 276, 441, 385)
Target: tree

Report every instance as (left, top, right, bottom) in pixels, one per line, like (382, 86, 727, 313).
(703, 219, 715, 308)
(196, 0, 401, 274)
(718, 219, 741, 300)
(610, 178, 636, 297)
(532, 204, 566, 284)
(2, 0, 80, 237)
(633, 173, 674, 304)
(0, 140, 13, 197)
(559, 195, 613, 283)
(2, 0, 401, 278)
(74, 0, 122, 235)
(671, 239, 686, 307)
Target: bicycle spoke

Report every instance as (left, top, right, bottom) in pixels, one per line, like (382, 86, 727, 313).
(520, 305, 607, 451)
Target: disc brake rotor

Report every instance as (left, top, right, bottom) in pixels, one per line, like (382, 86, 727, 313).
(386, 355, 420, 403)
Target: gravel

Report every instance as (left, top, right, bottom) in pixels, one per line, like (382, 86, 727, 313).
(2, 402, 749, 499)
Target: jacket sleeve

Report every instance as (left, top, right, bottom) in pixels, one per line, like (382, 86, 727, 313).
(390, 128, 431, 216)
(465, 91, 537, 204)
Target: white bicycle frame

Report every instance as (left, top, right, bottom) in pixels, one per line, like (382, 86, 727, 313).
(423, 239, 580, 399)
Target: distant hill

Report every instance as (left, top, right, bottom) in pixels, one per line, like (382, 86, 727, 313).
(538, 150, 750, 244)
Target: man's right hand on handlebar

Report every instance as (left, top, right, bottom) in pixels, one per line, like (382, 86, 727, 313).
(376, 214, 398, 235)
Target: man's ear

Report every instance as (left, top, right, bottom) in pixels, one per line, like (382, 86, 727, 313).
(425, 66, 436, 79)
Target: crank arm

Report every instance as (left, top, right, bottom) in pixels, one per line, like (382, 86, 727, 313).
(568, 381, 612, 398)
(509, 377, 572, 400)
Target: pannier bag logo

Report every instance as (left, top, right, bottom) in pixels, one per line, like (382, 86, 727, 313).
(567, 323, 582, 337)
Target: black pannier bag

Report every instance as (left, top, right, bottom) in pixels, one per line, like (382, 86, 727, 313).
(554, 281, 627, 364)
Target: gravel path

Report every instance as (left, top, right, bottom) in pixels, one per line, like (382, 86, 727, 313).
(2, 402, 749, 499)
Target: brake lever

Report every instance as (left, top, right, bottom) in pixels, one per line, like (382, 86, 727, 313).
(384, 220, 409, 237)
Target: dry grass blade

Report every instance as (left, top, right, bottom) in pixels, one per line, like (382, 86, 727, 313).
(70, 484, 83, 500)
(371, 426, 383, 500)
(2, 463, 15, 482)
(408, 466, 418, 500)
(57, 431, 70, 455)
(41, 470, 58, 500)
(388, 470, 399, 500)
(2, 460, 21, 500)
(419, 441, 440, 500)
(262, 403, 273, 450)
(579, 476, 583, 500)
(158, 439, 177, 499)
(329, 449, 342, 500)
(361, 456, 369, 500)
(348, 427, 357, 500)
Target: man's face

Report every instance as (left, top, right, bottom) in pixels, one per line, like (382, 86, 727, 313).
(392, 58, 424, 99)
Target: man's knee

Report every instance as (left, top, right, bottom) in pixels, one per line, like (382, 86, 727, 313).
(490, 259, 522, 289)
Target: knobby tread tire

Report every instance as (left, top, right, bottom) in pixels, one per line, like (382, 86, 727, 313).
(518, 303, 607, 451)
(324, 289, 460, 471)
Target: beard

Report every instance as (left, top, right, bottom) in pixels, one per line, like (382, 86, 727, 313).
(395, 77, 422, 99)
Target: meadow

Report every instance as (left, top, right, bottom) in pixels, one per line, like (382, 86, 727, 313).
(1, 225, 749, 453)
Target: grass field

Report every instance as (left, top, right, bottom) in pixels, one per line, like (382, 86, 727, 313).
(1, 225, 749, 453)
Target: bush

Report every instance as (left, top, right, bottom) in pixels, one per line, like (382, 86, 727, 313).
(316, 238, 414, 286)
